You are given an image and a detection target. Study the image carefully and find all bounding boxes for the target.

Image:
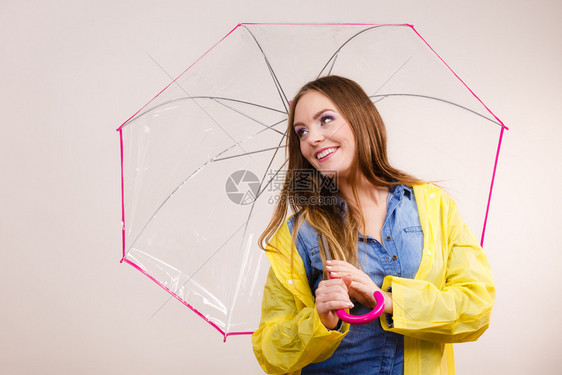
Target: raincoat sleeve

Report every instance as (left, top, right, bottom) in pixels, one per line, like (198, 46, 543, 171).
(252, 222, 349, 375)
(380, 188, 495, 343)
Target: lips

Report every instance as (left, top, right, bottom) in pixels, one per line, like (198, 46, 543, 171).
(315, 147, 338, 160)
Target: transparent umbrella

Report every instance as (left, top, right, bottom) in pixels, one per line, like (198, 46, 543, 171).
(117, 23, 507, 341)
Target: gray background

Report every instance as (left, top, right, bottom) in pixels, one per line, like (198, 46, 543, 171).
(1, 0, 560, 374)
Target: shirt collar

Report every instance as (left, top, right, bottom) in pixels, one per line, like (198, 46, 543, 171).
(334, 184, 413, 212)
(389, 184, 414, 201)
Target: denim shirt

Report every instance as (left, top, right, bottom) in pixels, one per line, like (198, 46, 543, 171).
(287, 185, 423, 375)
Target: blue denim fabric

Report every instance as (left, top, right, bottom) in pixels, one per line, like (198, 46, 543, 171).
(287, 185, 423, 375)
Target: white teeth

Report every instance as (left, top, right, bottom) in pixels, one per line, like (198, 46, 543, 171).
(316, 147, 337, 159)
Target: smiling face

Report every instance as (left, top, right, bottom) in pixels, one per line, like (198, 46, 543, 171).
(292, 90, 357, 179)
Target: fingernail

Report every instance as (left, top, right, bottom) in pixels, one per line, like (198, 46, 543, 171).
(347, 302, 354, 308)
(326, 260, 332, 264)
(330, 271, 338, 275)
(326, 265, 333, 269)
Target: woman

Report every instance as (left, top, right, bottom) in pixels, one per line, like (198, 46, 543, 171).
(251, 76, 495, 374)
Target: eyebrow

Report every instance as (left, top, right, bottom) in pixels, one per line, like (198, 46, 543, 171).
(293, 109, 333, 128)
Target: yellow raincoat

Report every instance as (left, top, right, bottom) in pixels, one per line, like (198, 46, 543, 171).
(252, 184, 495, 374)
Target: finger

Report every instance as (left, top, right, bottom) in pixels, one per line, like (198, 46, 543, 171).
(326, 261, 360, 275)
(318, 300, 354, 311)
(315, 288, 354, 303)
(315, 286, 350, 301)
(316, 282, 352, 301)
(325, 260, 353, 271)
(342, 274, 353, 288)
(316, 295, 354, 313)
(326, 260, 350, 266)
(319, 278, 348, 285)
(328, 271, 354, 278)
(326, 259, 353, 269)
(328, 272, 354, 287)
(318, 278, 349, 292)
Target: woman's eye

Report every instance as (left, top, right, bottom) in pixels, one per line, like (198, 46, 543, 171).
(295, 128, 308, 137)
(321, 115, 335, 125)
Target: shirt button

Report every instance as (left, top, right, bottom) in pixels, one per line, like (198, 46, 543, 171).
(386, 235, 392, 241)
(392, 255, 398, 261)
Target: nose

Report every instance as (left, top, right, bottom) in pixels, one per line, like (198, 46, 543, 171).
(307, 127, 325, 145)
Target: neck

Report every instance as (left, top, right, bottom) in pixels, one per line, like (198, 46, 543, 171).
(338, 174, 388, 210)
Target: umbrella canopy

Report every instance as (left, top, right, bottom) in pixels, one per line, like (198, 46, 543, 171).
(117, 23, 507, 341)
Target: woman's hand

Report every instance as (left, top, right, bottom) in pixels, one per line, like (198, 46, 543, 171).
(326, 260, 393, 314)
(315, 276, 354, 329)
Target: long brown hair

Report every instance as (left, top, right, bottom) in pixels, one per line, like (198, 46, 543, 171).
(259, 75, 422, 268)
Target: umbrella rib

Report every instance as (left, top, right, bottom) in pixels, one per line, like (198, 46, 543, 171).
(252, 128, 289, 202)
(213, 146, 285, 162)
(326, 53, 339, 77)
(212, 98, 285, 136)
(372, 53, 417, 95)
(210, 116, 287, 163)
(264, 61, 288, 110)
(254, 158, 288, 200)
(149, 221, 248, 320)
(372, 93, 502, 126)
(317, 24, 388, 78)
(241, 25, 290, 114)
(121, 96, 286, 130)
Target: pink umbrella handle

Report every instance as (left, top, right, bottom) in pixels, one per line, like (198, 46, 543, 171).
(336, 290, 385, 324)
